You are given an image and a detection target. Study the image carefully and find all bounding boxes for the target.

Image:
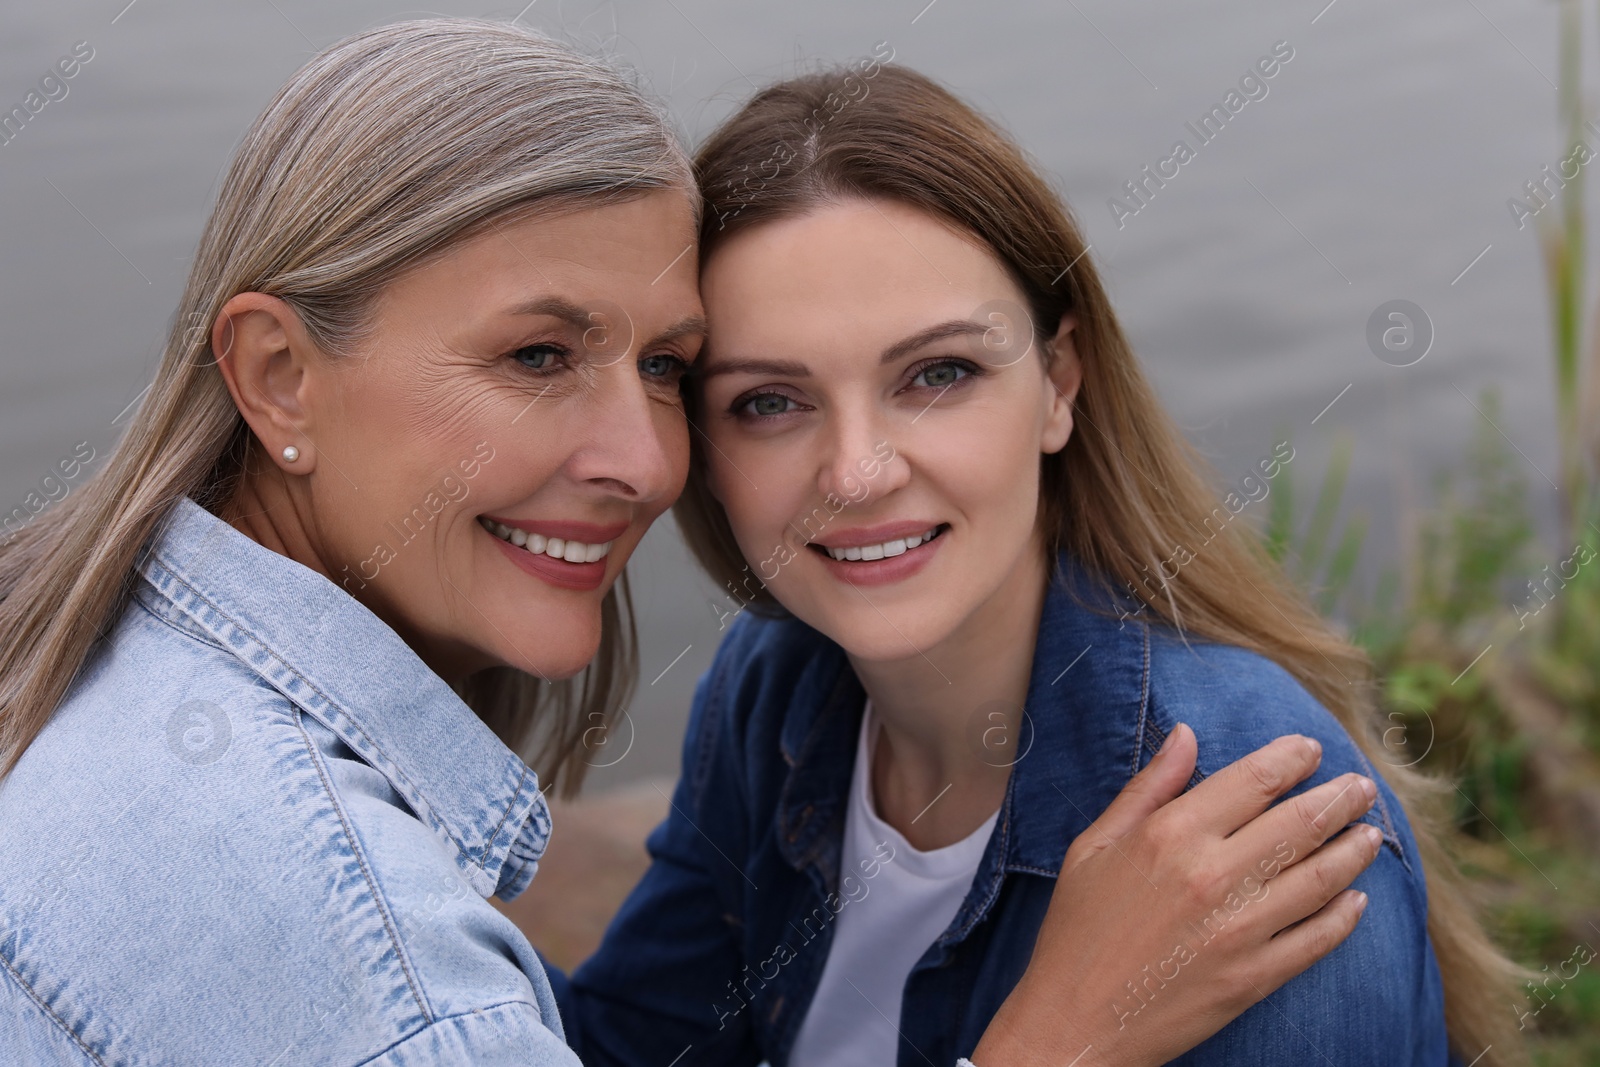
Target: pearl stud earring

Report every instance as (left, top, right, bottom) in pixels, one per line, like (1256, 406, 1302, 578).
(281, 445, 300, 463)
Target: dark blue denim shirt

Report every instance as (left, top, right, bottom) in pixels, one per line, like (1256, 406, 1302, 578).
(550, 553, 1457, 1066)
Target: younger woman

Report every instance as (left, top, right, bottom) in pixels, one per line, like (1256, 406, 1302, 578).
(559, 65, 1525, 1066)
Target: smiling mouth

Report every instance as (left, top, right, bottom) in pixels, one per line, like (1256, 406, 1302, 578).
(478, 517, 615, 563)
(808, 524, 949, 562)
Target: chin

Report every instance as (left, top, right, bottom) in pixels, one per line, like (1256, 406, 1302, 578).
(482, 610, 603, 681)
(797, 597, 960, 665)
(531, 634, 603, 680)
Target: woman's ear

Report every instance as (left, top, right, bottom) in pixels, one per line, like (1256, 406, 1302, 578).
(1040, 313, 1082, 455)
(211, 293, 321, 473)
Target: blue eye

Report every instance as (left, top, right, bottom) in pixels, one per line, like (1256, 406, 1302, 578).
(740, 393, 794, 418)
(912, 361, 970, 389)
(512, 344, 564, 371)
(640, 353, 689, 383)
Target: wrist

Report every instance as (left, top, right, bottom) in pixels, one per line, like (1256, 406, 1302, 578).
(971, 978, 1108, 1067)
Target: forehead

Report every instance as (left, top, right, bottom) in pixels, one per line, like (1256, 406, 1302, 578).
(699, 199, 1018, 350)
(379, 189, 703, 326)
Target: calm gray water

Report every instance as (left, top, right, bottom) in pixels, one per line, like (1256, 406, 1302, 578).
(0, 0, 1573, 789)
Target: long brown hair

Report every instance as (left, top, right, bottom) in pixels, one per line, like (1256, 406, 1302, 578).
(676, 63, 1528, 1063)
(0, 18, 691, 798)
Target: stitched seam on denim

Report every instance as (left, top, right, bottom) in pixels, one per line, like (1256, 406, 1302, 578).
(1144, 722, 1169, 766)
(788, 666, 856, 867)
(1347, 747, 1410, 873)
(294, 710, 434, 1025)
(482, 762, 531, 866)
(0, 942, 107, 1066)
(350, 998, 541, 1067)
(947, 780, 1017, 942)
(691, 638, 735, 812)
(1364, 801, 1408, 869)
(1376, 826, 1406, 865)
(506, 801, 550, 867)
(679, 652, 754, 923)
(132, 584, 232, 656)
(145, 557, 504, 873)
(1130, 708, 1152, 780)
(947, 849, 1007, 941)
(500, 788, 549, 895)
(1130, 619, 1152, 780)
(1008, 863, 1058, 878)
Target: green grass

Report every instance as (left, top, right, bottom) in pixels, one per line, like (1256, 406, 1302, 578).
(1260, 391, 1597, 1061)
(1252, 9, 1600, 1057)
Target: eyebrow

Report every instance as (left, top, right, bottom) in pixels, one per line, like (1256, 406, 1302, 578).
(697, 319, 991, 379)
(504, 297, 707, 350)
(651, 315, 709, 348)
(878, 320, 989, 365)
(505, 296, 592, 331)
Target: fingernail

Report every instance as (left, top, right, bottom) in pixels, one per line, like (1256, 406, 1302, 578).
(1353, 891, 1369, 913)
(1302, 736, 1321, 760)
(1360, 776, 1377, 801)
(1155, 725, 1182, 759)
(1362, 824, 1382, 848)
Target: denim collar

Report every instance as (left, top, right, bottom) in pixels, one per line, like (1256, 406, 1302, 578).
(773, 552, 1159, 938)
(132, 496, 553, 900)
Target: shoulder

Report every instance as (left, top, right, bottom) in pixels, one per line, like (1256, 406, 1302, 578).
(1045, 556, 1389, 799)
(0, 602, 559, 1064)
(1138, 636, 1450, 1063)
(303, 714, 565, 1037)
(1142, 625, 1420, 878)
(1145, 629, 1349, 754)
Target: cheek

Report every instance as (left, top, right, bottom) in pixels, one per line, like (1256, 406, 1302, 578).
(923, 394, 1042, 511)
(938, 442, 1031, 536)
(326, 370, 535, 570)
(706, 452, 774, 550)
(326, 344, 486, 470)
(703, 438, 813, 581)
(655, 404, 692, 501)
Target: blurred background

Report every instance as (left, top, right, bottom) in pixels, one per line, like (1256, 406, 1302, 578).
(4, 0, 1598, 1060)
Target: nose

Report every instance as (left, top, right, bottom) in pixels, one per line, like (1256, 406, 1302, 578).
(815, 401, 907, 508)
(566, 362, 681, 504)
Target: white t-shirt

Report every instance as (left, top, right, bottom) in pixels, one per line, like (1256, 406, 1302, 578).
(788, 700, 1001, 1067)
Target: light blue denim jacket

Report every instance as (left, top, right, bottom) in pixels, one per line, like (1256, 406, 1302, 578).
(0, 496, 576, 1066)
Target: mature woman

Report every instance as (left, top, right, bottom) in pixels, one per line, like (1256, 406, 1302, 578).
(1, 19, 1378, 1066)
(555, 65, 1528, 1067)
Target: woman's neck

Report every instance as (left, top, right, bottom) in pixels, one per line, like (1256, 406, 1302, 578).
(849, 541, 1051, 851)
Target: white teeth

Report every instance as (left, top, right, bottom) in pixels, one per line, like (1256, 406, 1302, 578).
(824, 526, 943, 562)
(480, 517, 612, 563)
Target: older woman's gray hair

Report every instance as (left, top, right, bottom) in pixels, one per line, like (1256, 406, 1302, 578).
(0, 17, 692, 794)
